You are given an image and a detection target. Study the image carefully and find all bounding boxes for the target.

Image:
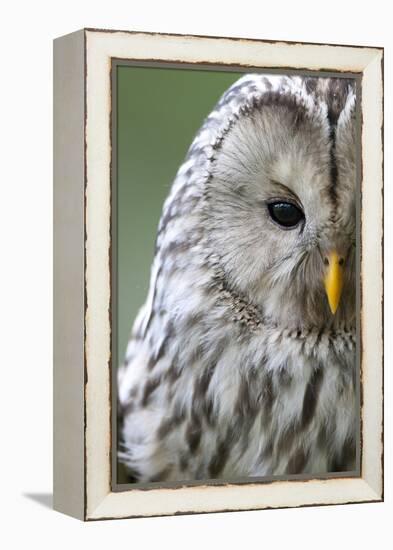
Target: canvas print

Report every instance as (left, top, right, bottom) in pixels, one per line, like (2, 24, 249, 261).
(115, 67, 358, 485)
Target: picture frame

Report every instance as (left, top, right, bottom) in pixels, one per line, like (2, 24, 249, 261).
(53, 28, 383, 521)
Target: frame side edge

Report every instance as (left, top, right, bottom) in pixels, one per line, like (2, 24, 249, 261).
(360, 49, 384, 500)
(53, 29, 86, 521)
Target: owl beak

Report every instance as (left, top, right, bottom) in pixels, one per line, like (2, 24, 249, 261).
(323, 251, 344, 315)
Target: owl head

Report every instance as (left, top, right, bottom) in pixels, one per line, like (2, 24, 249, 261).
(200, 75, 356, 331)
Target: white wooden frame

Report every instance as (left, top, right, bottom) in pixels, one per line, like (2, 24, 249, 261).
(53, 28, 383, 521)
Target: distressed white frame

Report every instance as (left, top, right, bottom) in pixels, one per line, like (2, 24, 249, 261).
(54, 28, 383, 521)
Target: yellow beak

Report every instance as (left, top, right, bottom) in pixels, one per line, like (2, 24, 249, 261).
(323, 251, 344, 315)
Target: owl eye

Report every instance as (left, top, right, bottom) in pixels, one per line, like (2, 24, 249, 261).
(267, 201, 304, 228)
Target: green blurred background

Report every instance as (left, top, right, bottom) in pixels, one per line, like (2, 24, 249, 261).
(117, 65, 244, 363)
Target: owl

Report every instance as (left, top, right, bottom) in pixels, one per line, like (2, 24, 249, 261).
(118, 74, 357, 483)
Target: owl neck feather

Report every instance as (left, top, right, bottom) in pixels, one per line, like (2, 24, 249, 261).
(210, 266, 355, 340)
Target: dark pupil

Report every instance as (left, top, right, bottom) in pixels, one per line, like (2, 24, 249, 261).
(268, 202, 303, 228)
